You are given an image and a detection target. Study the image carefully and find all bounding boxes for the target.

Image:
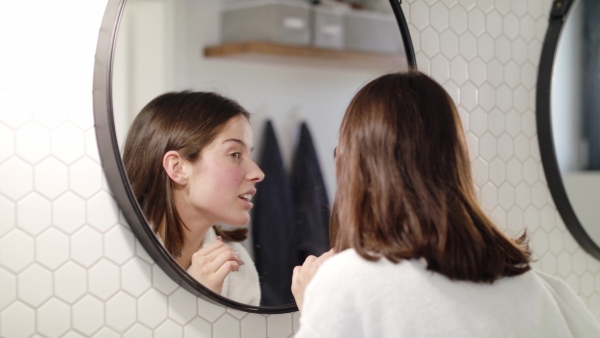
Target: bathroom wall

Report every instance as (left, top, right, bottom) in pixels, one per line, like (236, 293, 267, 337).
(1, 1, 599, 338)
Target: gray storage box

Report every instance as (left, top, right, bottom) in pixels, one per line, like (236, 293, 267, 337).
(313, 5, 346, 50)
(343, 10, 403, 54)
(221, 0, 311, 46)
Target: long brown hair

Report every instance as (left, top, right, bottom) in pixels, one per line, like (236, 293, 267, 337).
(330, 71, 531, 282)
(123, 91, 249, 258)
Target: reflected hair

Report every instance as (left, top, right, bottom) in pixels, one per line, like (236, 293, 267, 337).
(330, 71, 531, 282)
(123, 91, 249, 258)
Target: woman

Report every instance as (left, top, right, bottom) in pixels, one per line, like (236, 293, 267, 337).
(123, 91, 264, 305)
(291, 72, 600, 337)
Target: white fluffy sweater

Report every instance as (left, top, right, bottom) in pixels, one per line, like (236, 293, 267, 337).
(296, 249, 600, 338)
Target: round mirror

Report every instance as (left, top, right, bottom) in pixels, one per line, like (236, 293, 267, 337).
(537, 0, 600, 259)
(94, 0, 416, 313)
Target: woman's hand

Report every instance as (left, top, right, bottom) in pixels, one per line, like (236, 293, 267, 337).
(292, 249, 335, 312)
(187, 237, 245, 295)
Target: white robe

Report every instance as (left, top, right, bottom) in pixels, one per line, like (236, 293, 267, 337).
(296, 249, 600, 338)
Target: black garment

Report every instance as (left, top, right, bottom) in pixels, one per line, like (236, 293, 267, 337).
(290, 122, 331, 268)
(251, 120, 295, 306)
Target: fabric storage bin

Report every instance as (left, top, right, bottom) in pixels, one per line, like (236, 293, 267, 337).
(312, 5, 347, 50)
(343, 9, 403, 54)
(221, 0, 311, 46)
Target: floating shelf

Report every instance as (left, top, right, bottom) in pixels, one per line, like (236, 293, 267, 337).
(203, 41, 407, 69)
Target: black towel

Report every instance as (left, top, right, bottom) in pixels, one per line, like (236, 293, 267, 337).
(290, 122, 331, 268)
(251, 120, 295, 306)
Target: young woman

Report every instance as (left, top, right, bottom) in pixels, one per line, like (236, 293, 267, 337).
(292, 71, 600, 337)
(123, 91, 264, 305)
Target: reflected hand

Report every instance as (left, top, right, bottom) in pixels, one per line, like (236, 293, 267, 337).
(188, 236, 245, 295)
(292, 249, 335, 313)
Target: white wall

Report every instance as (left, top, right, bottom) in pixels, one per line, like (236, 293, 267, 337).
(2, 0, 600, 337)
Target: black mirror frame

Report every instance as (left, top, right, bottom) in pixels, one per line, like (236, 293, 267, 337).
(93, 0, 417, 314)
(536, 0, 600, 260)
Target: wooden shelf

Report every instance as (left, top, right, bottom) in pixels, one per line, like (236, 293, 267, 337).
(203, 41, 407, 70)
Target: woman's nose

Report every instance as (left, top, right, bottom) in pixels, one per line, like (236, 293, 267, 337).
(248, 159, 265, 183)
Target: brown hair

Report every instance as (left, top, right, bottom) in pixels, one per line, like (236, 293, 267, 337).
(330, 71, 531, 282)
(123, 91, 249, 258)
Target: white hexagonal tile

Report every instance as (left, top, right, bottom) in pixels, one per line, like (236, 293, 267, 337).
(35, 228, 69, 270)
(480, 182, 498, 210)
(440, 30, 459, 59)
(527, 1, 545, 19)
(541, 252, 557, 275)
(155, 319, 182, 338)
(479, 133, 497, 162)
(557, 251, 571, 278)
(409, 1, 430, 31)
(485, 11, 503, 38)
(121, 257, 152, 297)
(442, 80, 460, 106)
(68, 91, 94, 130)
(138, 289, 168, 329)
(564, 230, 579, 254)
(511, 0, 528, 17)
(241, 313, 268, 338)
(503, 61, 520, 89)
(106, 292, 137, 333)
(466, 132, 480, 160)
(71, 226, 102, 267)
(528, 39, 542, 64)
(506, 157, 523, 186)
(503, 13, 519, 41)
(498, 182, 515, 211)
(505, 110, 522, 137)
(34, 157, 68, 200)
(55, 262, 87, 304)
(32, 92, 68, 130)
(588, 294, 600, 319)
(0, 123, 14, 163)
(69, 157, 102, 198)
(478, 83, 495, 111)
(168, 287, 197, 325)
(420, 27, 440, 58)
(89, 259, 120, 300)
(477, 34, 495, 62)
(459, 32, 477, 61)
(17, 264, 52, 307)
(513, 88, 529, 116)
(0, 301, 35, 338)
(267, 313, 293, 338)
(0, 229, 34, 273)
(104, 226, 135, 265)
(87, 191, 119, 232)
(0, 158, 33, 200)
(430, 2, 449, 33)
(566, 273, 580, 294)
(417, 52, 431, 74)
(511, 37, 528, 66)
(496, 85, 513, 113)
(92, 328, 120, 338)
(469, 107, 487, 137)
(123, 324, 152, 338)
(459, 82, 477, 112)
(152, 264, 178, 296)
(548, 228, 564, 255)
(86, 128, 100, 162)
(520, 62, 537, 89)
(37, 298, 70, 338)
(491, 206, 507, 230)
(51, 122, 85, 164)
(471, 157, 489, 188)
(539, 204, 555, 231)
(15, 122, 50, 164)
(581, 272, 595, 297)
(0, 267, 16, 310)
(431, 54, 450, 83)
(17, 192, 51, 236)
(486, 59, 503, 88)
(450, 57, 469, 85)
(468, 8, 485, 36)
(0, 195, 15, 238)
(468, 57, 487, 86)
(449, 5, 467, 34)
(529, 137, 541, 162)
(497, 134, 513, 162)
(73, 295, 104, 336)
(514, 134, 530, 161)
(136, 240, 154, 264)
(531, 228, 549, 257)
(227, 308, 247, 320)
(521, 113, 536, 140)
(52, 192, 86, 234)
(489, 157, 506, 187)
(214, 314, 240, 338)
(0, 85, 33, 128)
(524, 206, 539, 230)
(293, 311, 301, 333)
(185, 317, 212, 337)
(515, 182, 531, 209)
(572, 250, 587, 276)
(197, 298, 226, 323)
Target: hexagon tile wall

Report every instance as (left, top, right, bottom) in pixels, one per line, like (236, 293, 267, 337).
(1, 0, 599, 337)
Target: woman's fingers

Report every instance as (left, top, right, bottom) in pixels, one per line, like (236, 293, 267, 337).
(292, 249, 336, 313)
(188, 239, 244, 295)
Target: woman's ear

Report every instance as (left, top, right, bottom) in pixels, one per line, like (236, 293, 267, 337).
(163, 150, 187, 185)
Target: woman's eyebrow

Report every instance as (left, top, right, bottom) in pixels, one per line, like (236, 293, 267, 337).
(222, 138, 254, 151)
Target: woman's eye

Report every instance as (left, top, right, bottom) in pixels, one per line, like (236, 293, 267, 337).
(230, 152, 241, 160)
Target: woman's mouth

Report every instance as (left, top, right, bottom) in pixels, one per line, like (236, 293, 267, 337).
(239, 194, 253, 202)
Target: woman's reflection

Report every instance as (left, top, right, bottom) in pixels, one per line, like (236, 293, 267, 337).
(123, 91, 264, 305)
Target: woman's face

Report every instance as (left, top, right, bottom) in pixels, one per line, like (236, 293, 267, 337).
(183, 115, 264, 227)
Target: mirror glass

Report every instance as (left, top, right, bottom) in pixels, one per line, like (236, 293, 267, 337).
(552, 0, 600, 245)
(112, 0, 408, 308)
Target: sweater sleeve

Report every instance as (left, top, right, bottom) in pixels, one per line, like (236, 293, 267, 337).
(294, 255, 363, 338)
